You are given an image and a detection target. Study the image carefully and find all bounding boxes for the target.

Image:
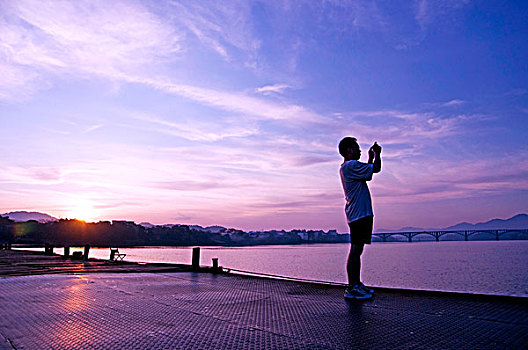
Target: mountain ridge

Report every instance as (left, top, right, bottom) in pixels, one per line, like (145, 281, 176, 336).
(376, 213, 528, 232)
(1, 211, 58, 223)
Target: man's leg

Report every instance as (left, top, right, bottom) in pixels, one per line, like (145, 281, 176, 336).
(346, 243, 364, 287)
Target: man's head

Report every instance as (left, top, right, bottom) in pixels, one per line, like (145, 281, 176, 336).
(338, 137, 361, 160)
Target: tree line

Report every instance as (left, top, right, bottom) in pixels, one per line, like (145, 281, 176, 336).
(0, 217, 348, 247)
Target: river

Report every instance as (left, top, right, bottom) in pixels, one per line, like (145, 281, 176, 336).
(17, 240, 528, 297)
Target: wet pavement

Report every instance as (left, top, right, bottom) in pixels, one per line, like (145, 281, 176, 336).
(0, 269, 526, 349)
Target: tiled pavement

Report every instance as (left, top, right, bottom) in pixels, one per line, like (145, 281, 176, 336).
(0, 272, 526, 349)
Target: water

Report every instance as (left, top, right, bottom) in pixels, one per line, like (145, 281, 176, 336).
(17, 241, 528, 297)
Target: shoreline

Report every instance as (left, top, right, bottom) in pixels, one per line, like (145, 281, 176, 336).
(11, 237, 528, 250)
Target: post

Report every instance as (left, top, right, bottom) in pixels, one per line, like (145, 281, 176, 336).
(83, 244, 90, 260)
(45, 244, 54, 255)
(63, 246, 70, 258)
(212, 258, 218, 269)
(192, 247, 200, 270)
(110, 249, 116, 261)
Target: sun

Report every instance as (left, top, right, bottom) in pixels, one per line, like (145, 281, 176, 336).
(66, 199, 102, 222)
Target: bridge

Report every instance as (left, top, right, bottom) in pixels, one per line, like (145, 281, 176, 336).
(373, 229, 528, 242)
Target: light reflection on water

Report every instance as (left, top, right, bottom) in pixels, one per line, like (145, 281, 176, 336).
(17, 241, 528, 297)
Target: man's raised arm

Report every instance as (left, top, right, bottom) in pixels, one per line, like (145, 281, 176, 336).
(368, 142, 382, 173)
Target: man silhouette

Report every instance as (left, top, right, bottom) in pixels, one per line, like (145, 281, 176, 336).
(338, 137, 381, 300)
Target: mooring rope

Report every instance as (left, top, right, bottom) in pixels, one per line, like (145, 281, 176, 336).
(223, 267, 346, 286)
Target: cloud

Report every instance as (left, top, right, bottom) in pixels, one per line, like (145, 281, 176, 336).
(1, 0, 328, 125)
(151, 180, 231, 191)
(0, 166, 64, 185)
(504, 88, 528, 96)
(0, 165, 101, 187)
(414, 0, 471, 29)
(126, 109, 259, 142)
(290, 155, 335, 167)
(138, 78, 325, 124)
(84, 124, 104, 133)
(331, 109, 474, 146)
(172, 212, 193, 221)
(255, 84, 292, 95)
(0, 0, 182, 100)
(167, 1, 259, 62)
(373, 154, 528, 204)
(441, 99, 466, 107)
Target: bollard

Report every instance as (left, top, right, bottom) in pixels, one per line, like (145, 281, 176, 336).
(212, 258, 218, 270)
(110, 249, 116, 261)
(192, 247, 200, 270)
(63, 246, 70, 258)
(44, 243, 54, 255)
(83, 244, 90, 260)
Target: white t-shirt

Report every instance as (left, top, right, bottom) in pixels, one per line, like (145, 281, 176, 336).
(340, 160, 374, 223)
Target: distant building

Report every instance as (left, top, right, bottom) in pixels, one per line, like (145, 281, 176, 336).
(327, 229, 338, 236)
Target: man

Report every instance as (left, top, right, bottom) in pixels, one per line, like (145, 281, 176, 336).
(338, 137, 381, 300)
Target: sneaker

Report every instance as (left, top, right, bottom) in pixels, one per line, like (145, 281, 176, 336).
(358, 282, 374, 295)
(344, 285, 373, 300)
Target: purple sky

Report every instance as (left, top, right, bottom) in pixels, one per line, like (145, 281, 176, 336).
(1, 1, 527, 232)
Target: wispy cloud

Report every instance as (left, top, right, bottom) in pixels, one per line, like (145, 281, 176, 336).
(255, 84, 292, 95)
(331, 109, 475, 147)
(123, 109, 258, 142)
(0, 1, 328, 126)
(167, 1, 259, 62)
(0, 0, 182, 100)
(441, 99, 466, 107)
(504, 88, 527, 96)
(151, 180, 231, 191)
(138, 78, 325, 124)
(373, 154, 528, 204)
(0, 165, 101, 186)
(84, 124, 104, 133)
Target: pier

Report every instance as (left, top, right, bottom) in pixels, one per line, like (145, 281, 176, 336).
(0, 249, 526, 349)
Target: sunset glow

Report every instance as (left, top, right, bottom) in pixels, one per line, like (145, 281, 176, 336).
(65, 199, 101, 223)
(0, 1, 527, 232)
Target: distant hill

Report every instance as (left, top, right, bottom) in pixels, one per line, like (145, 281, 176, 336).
(376, 213, 528, 233)
(444, 214, 528, 230)
(1, 211, 58, 223)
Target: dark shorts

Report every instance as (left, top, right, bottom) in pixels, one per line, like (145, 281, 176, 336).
(348, 216, 373, 245)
